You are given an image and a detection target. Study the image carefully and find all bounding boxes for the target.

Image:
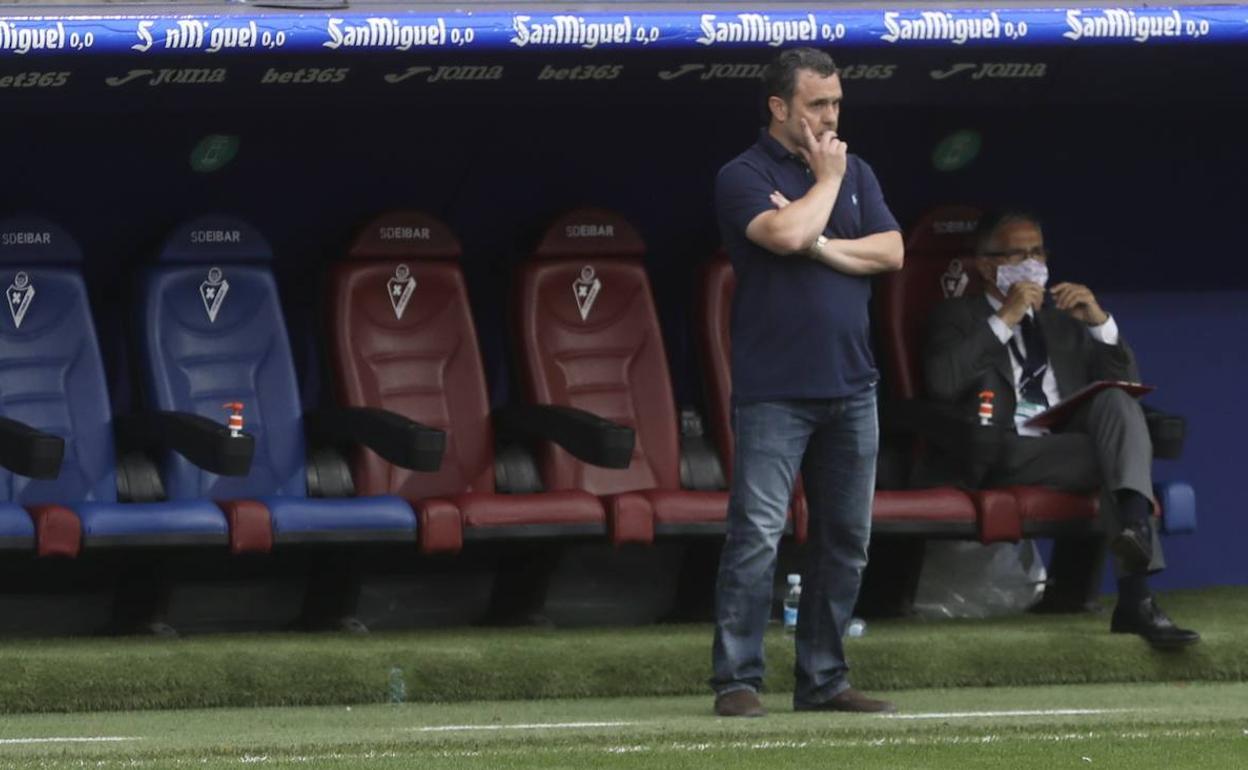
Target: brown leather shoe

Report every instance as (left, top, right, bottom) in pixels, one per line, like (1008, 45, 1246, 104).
(714, 689, 766, 717)
(794, 688, 896, 714)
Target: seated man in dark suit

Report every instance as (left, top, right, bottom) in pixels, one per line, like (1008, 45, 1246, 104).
(922, 211, 1199, 649)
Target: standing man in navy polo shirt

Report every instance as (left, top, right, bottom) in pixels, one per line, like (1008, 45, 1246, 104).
(710, 48, 903, 717)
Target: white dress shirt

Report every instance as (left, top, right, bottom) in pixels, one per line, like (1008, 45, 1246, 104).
(985, 295, 1119, 437)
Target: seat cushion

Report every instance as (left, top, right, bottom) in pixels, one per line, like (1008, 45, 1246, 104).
(1008, 486, 1099, 535)
(218, 499, 273, 555)
(605, 492, 654, 545)
(973, 489, 1023, 544)
(455, 490, 605, 539)
(1010, 487, 1099, 521)
(27, 504, 81, 557)
(259, 495, 416, 545)
(74, 499, 229, 548)
(644, 489, 729, 534)
(871, 488, 978, 526)
(414, 498, 463, 555)
(0, 502, 34, 550)
(868, 488, 982, 541)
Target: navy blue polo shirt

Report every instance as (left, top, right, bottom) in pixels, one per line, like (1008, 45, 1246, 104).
(716, 129, 899, 403)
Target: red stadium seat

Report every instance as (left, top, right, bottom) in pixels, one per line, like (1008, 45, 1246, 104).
(878, 205, 1108, 609)
(326, 211, 607, 554)
(512, 209, 728, 543)
(879, 205, 1100, 534)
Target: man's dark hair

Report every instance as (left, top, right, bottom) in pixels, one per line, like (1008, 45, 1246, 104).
(762, 48, 838, 117)
(975, 211, 1044, 255)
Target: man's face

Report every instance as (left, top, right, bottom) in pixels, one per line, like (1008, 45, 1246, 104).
(977, 220, 1048, 292)
(775, 70, 842, 146)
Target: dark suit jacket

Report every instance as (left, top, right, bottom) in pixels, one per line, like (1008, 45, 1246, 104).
(923, 294, 1140, 430)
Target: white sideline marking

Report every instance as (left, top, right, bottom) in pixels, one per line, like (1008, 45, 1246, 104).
(0, 736, 138, 745)
(413, 720, 636, 732)
(885, 708, 1132, 720)
(0, 728, 1215, 766)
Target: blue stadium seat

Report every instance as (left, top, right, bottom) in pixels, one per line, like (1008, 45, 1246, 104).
(1155, 480, 1197, 535)
(0, 215, 228, 556)
(135, 216, 421, 547)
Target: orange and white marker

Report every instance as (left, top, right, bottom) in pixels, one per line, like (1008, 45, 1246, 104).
(222, 402, 245, 437)
(977, 391, 995, 426)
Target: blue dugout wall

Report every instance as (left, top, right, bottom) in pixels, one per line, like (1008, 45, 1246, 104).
(1, 2, 1245, 591)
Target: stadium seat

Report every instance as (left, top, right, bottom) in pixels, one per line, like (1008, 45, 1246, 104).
(880, 205, 1098, 539)
(0, 215, 230, 558)
(134, 216, 433, 552)
(512, 208, 727, 543)
(879, 205, 1196, 608)
(325, 211, 609, 554)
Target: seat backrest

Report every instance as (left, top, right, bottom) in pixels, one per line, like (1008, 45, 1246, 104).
(0, 217, 117, 505)
(329, 211, 495, 500)
(876, 205, 984, 400)
(138, 216, 305, 500)
(513, 208, 678, 495)
(697, 251, 735, 479)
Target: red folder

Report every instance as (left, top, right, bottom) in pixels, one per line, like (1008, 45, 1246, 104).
(1023, 380, 1155, 430)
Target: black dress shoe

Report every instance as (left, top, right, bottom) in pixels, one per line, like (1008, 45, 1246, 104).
(1111, 519, 1153, 574)
(1111, 595, 1201, 649)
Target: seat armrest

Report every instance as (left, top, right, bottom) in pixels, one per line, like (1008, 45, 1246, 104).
(494, 404, 634, 469)
(305, 407, 444, 472)
(115, 412, 254, 477)
(880, 398, 1004, 488)
(0, 416, 65, 480)
(1143, 405, 1185, 460)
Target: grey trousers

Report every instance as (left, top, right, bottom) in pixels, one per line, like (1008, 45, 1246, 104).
(986, 387, 1165, 575)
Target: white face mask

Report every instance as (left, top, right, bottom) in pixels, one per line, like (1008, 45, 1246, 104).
(995, 258, 1049, 296)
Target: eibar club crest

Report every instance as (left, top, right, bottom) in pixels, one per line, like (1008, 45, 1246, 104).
(387, 264, 417, 320)
(6, 271, 35, 329)
(940, 259, 970, 299)
(573, 265, 602, 321)
(200, 266, 230, 323)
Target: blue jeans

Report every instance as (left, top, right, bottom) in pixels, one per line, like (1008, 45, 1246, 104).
(710, 388, 878, 707)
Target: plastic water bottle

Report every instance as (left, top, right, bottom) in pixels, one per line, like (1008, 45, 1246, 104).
(387, 666, 406, 704)
(783, 574, 801, 635)
(846, 617, 867, 638)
